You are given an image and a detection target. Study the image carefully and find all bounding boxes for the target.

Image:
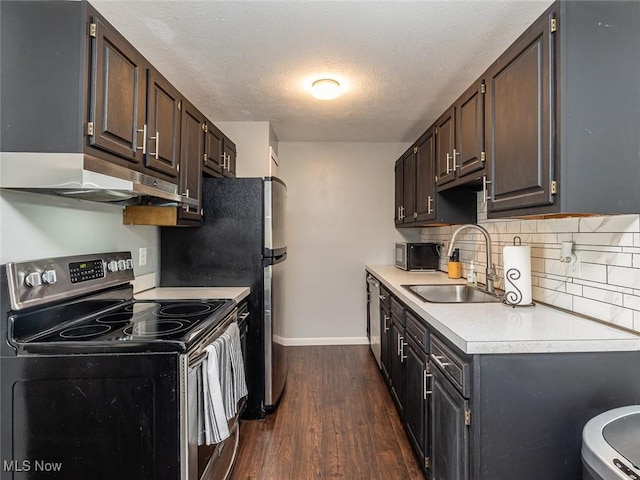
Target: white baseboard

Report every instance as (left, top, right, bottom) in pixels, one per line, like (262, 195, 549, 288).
(275, 335, 370, 347)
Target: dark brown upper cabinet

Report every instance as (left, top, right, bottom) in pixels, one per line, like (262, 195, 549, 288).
(223, 137, 237, 178)
(396, 131, 476, 228)
(394, 157, 405, 225)
(485, 9, 554, 215)
(145, 70, 181, 178)
(436, 80, 486, 191)
(203, 123, 224, 177)
(88, 15, 146, 167)
(415, 129, 436, 223)
(434, 108, 455, 188)
(178, 100, 205, 223)
(484, 1, 640, 218)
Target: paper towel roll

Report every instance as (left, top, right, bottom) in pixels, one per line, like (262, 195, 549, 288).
(503, 245, 532, 306)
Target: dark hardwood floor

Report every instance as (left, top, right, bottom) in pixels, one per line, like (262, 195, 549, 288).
(230, 345, 423, 480)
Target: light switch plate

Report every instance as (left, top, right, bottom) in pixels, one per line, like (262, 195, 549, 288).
(139, 247, 147, 267)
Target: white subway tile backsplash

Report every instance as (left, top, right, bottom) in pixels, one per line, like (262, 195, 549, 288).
(578, 262, 608, 283)
(532, 286, 573, 310)
(536, 217, 580, 233)
(573, 232, 636, 247)
(623, 293, 640, 311)
(421, 199, 640, 333)
(565, 282, 583, 296)
(582, 286, 624, 307)
(579, 215, 640, 233)
(579, 251, 633, 267)
(608, 266, 640, 289)
(573, 297, 634, 329)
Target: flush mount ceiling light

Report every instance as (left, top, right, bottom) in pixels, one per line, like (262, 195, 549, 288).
(311, 78, 341, 100)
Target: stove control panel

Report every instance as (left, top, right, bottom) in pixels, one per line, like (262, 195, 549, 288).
(5, 251, 135, 311)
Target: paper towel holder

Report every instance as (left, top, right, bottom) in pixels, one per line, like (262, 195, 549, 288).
(503, 236, 535, 308)
(560, 241, 577, 263)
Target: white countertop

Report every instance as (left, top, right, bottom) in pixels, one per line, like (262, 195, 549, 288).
(366, 265, 640, 355)
(135, 287, 250, 303)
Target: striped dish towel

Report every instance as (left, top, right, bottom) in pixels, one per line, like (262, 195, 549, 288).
(202, 341, 229, 444)
(221, 323, 248, 420)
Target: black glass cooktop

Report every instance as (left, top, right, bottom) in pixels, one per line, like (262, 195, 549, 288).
(12, 299, 235, 354)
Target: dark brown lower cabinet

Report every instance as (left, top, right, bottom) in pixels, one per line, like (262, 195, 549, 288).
(380, 303, 391, 384)
(368, 276, 640, 480)
(431, 364, 470, 480)
(403, 334, 428, 469)
(389, 317, 404, 414)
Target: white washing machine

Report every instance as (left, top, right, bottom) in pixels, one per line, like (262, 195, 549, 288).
(582, 405, 640, 480)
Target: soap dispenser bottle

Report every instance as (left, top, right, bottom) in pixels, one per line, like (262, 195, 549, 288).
(467, 261, 477, 286)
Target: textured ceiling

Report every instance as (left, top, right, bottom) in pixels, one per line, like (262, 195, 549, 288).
(91, 0, 554, 142)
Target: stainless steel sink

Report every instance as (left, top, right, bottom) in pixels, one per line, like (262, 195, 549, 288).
(402, 284, 502, 303)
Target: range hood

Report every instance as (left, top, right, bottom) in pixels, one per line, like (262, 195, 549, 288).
(0, 152, 183, 204)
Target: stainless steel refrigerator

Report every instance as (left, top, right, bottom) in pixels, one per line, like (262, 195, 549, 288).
(159, 177, 287, 419)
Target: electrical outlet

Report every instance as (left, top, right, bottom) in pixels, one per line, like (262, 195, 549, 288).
(567, 252, 581, 278)
(139, 247, 147, 267)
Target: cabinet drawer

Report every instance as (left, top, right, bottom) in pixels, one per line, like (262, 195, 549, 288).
(405, 310, 427, 352)
(390, 297, 405, 321)
(379, 285, 391, 308)
(430, 335, 470, 398)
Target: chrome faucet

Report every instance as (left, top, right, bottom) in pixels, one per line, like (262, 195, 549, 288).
(447, 224, 498, 294)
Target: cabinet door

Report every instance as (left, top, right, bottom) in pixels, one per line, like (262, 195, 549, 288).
(203, 123, 224, 177)
(88, 17, 146, 165)
(435, 108, 455, 188)
(380, 305, 391, 385)
(404, 336, 427, 465)
(403, 147, 417, 224)
(223, 138, 236, 177)
(485, 11, 556, 213)
(431, 364, 470, 480)
(389, 320, 404, 414)
(455, 80, 485, 179)
(178, 100, 204, 222)
(145, 70, 180, 177)
(415, 128, 436, 222)
(394, 158, 404, 225)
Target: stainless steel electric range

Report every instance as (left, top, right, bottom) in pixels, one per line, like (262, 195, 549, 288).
(0, 251, 240, 480)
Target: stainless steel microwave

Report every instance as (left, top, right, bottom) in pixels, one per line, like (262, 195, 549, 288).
(395, 242, 441, 271)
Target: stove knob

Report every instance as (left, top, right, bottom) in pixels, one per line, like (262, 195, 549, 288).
(117, 260, 126, 271)
(41, 270, 57, 284)
(125, 259, 134, 270)
(107, 260, 118, 272)
(24, 272, 42, 287)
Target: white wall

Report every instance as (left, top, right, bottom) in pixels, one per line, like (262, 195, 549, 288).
(215, 121, 276, 178)
(0, 190, 159, 278)
(422, 193, 640, 332)
(277, 142, 412, 344)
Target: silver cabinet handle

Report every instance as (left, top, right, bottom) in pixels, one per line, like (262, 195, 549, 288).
(136, 124, 147, 154)
(397, 334, 402, 355)
(149, 131, 159, 160)
(446, 152, 452, 174)
(483, 175, 492, 204)
(427, 195, 434, 214)
(431, 354, 451, 369)
(383, 315, 390, 332)
(400, 337, 407, 362)
(424, 370, 433, 399)
(452, 148, 460, 170)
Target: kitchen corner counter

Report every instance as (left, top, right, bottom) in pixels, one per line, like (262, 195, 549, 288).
(366, 265, 640, 355)
(135, 287, 250, 303)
